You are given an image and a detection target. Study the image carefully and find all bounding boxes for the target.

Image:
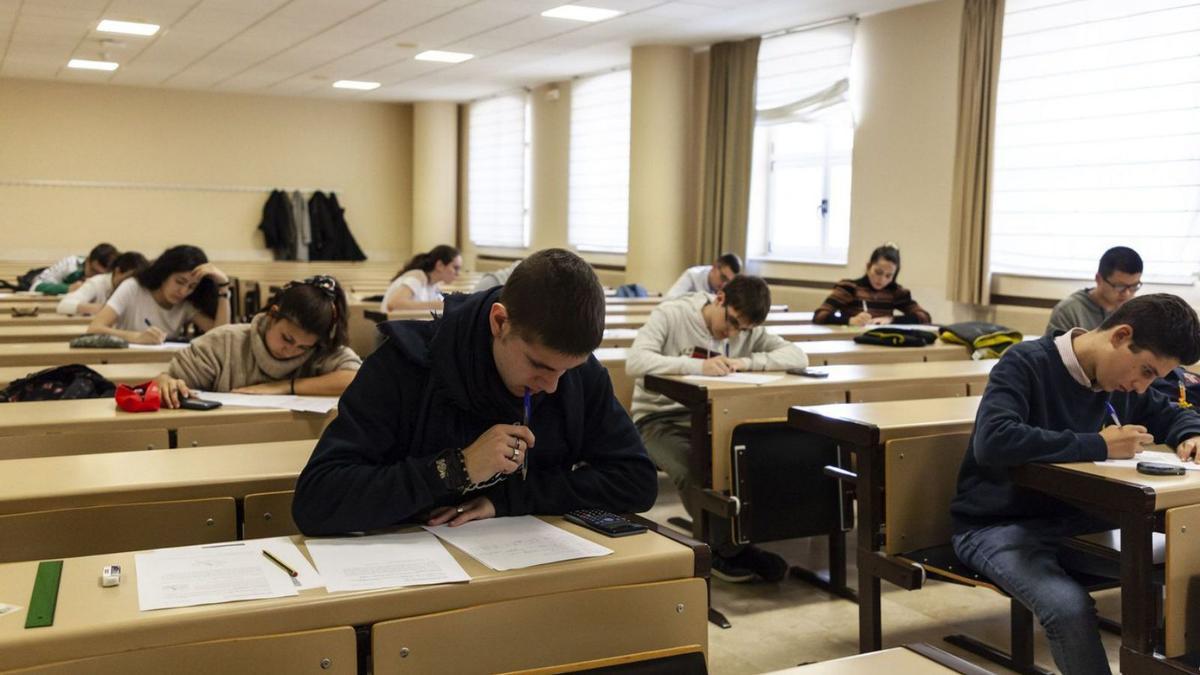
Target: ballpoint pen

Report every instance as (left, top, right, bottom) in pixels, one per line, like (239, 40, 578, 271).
(262, 549, 298, 577)
(521, 388, 531, 480)
(1105, 401, 1122, 427)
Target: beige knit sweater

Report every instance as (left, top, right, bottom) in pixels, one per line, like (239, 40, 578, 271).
(167, 314, 361, 391)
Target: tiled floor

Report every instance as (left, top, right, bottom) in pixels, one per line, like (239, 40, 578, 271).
(644, 473, 1125, 674)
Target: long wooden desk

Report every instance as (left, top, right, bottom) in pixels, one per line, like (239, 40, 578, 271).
(787, 397, 983, 653)
(0, 362, 161, 389)
(0, 342, 184, 367)
(1011, 454, 1200, 672)
(770, 643, 991, 674)
(0, 324, 86, 344)
(0, 518, 709, 673)
(0, 314, 90, 327)
(599, 325, 884, 349)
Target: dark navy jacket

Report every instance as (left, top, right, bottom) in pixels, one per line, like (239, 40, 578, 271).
(292, 288, 657, 535)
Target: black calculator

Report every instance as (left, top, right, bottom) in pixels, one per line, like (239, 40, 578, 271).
(564, 509, 648, 537)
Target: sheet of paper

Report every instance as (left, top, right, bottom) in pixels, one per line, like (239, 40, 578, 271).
(195, 390, 338, 414)
(127, 341, 188, 351)
(305, 531, 470, 592)
(135, 541, 298, 611)
(1095, 451, 1200, 471)
(246, 536, 324, 589)
(682, 373, 785, 385)
(425, 516, 612, 571)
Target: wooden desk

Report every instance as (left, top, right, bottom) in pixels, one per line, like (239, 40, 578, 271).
(1011, 453, 1200, 672)
(0, 342, 183, 367)
(599, 325, 933, 348)
(787, 397, 983, 653)
(0, 314, 90, 327)
(0, 519, 708, 673)
(0, 362, 161, 389)
(0, 324, 86, 344)
(768, 643, 990, 674)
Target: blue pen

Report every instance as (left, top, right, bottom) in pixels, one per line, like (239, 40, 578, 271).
(521, 388, 531, 479)
(1105, 401, 1121, 427)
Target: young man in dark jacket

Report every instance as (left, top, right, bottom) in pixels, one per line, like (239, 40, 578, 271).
(293, 249, 657, 535)
(950, 294, 1200, 675)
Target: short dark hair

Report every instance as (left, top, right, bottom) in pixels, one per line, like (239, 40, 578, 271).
(137, 245, 217, 317)
(868, 244, 902, 284)
(87, 243, 118, 269)
(1099, 293, 1200, 365)
(722, 275, 772, 325)
(396, 245, 460, 279)
(716, 252, 743, 275)
(1098, 246, 1143, 278)
(265, 275, 349, 357)
(111, 251, 148, 275)
(499, 249, 604, 355)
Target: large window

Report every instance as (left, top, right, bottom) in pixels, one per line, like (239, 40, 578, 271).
(568, 69, 632, 253)
(468, 93, 529, 248)
(990, 0, 1200, 283)
(747, 20, 856, 264)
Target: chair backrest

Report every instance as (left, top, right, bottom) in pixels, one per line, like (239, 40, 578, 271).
(243, 490, 300, 540)
(884, 432, 972, 556)
(0, 497, 237, 562)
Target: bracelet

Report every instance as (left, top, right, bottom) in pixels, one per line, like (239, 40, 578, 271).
(289, 375, 296, 395)
(217, 291, 231, 299)
(431, 448, 470, 493)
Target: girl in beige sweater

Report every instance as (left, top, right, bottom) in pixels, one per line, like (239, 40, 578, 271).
(156, 276, 361, 408)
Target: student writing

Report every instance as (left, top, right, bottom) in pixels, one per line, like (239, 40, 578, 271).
(812, 243, 931, 326)
(380, 244, 462, 312)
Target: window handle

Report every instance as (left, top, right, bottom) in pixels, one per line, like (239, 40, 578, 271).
(819, 198, 829, 218)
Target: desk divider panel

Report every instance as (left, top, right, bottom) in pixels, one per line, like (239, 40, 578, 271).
(1165, 503, 1200, 657)
(884, 432, 973, 556)
(176, 417, 329, 448)
(372, 578, 707, 674)
(0, 428, 170, 460)
(243, 491, 300, 540)
(0, 497, 237, 563)
(12, 625, 357, 675)
(848, 382, 968, 404)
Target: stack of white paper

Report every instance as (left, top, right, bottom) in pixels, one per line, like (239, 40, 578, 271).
(305, 531, 471, 592)
(127, 341, 189, 351)
(1095, 451, 1200, 471)
(134, 540, 303, 611)
(425, 516, 613, 571)
(195, 390, 338, 414)
(682, 373, 785, 385)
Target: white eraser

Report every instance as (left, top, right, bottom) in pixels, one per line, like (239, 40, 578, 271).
(101, 564, 121, 587)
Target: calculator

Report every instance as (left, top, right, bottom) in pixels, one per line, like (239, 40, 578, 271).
(564, 509, 648, 537)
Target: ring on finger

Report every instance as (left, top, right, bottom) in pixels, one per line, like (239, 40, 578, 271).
(455, 506, 465, 514)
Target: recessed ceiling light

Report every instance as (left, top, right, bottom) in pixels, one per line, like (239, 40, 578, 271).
(97, 19, 160, 36)
(541, 5, 621, 22)
(67, 59, 119, 71)
(414, 50, 473, 64)
(333, 80, 381, 90)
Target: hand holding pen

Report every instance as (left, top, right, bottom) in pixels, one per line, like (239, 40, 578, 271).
(519, 388, 531, 479)
(1100, 402, 1153, 459)
(137, 318, 167, 345)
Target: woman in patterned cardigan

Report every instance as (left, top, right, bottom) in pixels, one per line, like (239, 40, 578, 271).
(813, 244, 932, 326)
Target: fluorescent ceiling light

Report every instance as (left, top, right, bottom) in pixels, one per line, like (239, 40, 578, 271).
(67, 59, 119, 71)
(97, 19, 160, 36)
(414, 50, 473, 64)
(333, 80, 381, 90)
(541, 5, 621, 22)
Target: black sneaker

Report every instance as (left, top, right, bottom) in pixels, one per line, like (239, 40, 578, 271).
(729, 545, 789, 583)
(710, 553, 755, 583)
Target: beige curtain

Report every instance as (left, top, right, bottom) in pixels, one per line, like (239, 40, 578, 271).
(949, 0, 1005, 305)
(699, 37, 760, 264)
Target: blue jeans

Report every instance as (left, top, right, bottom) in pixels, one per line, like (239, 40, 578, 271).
(952, 513, 1118, 675)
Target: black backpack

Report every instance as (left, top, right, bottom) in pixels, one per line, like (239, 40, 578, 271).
(0, 365, 116, 403)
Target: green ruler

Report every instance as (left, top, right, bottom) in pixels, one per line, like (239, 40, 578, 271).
(25, 560, 63, 629)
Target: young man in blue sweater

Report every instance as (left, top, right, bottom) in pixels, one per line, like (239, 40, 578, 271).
(951, 293, 1200, 674)
(293, 249, 658, 535)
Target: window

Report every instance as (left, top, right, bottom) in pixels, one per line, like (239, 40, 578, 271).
(468, 93, 528, 248)
(747, 20, 856, 264)
(990, 0, 1200, 283)
(568, 69, 632, 253)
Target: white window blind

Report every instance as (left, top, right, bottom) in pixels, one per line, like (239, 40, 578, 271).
(568, 69, 631, 253)
(990, 0, 1200, 282)
(468, 93, 528, 248)
(748, 20, 856, 264)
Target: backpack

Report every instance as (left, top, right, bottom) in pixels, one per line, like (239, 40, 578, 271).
(939, 321, 1023, 359)
(853, 326, 939, 347)
(13, 267, 47, 292)
(0, 364, 116, 403)
(615, 283, 649, 298)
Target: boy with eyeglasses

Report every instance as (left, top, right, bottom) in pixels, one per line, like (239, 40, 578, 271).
(1044, 246, 1143, 337)
(627, 274, 808, 582)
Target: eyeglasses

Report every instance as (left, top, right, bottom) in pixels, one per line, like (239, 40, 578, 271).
(724, 306, 748, 332)
(1103, 278, 1142, 294)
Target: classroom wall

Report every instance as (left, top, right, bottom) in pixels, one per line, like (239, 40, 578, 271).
(0, 78, 413, 262)
(751, 0, 966, 321)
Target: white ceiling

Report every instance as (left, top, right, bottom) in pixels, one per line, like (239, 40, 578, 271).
(0, 0, 928, 102)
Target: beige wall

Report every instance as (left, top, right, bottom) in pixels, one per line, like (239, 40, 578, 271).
(0, 78, 413, 262)
(411, 101, 458, 253)
(754, 0, 966, 320)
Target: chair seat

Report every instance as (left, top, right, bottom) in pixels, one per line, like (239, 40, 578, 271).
(897, 543, 1122, 597)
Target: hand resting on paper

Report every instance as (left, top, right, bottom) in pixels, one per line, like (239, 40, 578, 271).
(427, 496, 496, 527)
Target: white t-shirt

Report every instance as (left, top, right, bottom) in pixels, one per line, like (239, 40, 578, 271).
(104, 278, 198, 338)
(380, 270, 442, 312)
(57, 272, 115, 315)
(665, 265, 715, 298)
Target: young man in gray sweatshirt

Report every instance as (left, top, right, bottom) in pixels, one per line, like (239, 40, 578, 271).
(627, 274, 808, 581)
(1044, 246, 1142, 337)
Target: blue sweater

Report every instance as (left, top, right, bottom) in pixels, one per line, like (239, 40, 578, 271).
(950, 335, 1200, 532)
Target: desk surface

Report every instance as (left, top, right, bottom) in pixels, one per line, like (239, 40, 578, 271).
(789, 396, 983, 447)
(0, 440, 312, 515)
(1017, 450, 1200, 514)
(0, 341, 183, 367)
(0, 397, 332, 438)
(0, 519, 696, 671)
